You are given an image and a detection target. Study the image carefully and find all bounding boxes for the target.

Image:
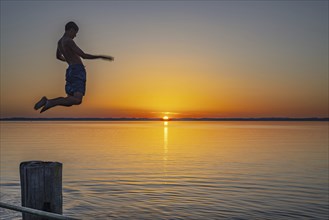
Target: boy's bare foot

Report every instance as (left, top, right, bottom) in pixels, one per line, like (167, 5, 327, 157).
(40, 101, 51, 113)
(34, 96, 47, 110)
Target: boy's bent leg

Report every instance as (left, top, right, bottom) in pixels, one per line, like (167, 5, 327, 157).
(40, 92, 83, 113)
(72, 92, 83, 104)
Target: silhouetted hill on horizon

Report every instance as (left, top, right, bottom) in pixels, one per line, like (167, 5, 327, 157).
(1, 117, 328, 121)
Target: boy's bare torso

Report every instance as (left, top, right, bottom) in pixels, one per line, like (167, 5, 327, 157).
(58, 37, 82, 65)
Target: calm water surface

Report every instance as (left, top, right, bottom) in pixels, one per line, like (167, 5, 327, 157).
(0, 121, 328, 219)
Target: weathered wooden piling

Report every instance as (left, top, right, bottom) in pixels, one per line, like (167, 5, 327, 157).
(20, 161, 63, 220)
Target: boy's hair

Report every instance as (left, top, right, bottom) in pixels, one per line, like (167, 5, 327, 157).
(65, 21, 79, 31)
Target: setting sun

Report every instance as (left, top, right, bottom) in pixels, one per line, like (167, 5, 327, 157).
(163, 116, 169, 120)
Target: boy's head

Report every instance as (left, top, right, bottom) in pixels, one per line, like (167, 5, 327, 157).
(65, 21, 79, 39)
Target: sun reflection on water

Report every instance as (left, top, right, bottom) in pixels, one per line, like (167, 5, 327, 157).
(163, 121, 169, 182)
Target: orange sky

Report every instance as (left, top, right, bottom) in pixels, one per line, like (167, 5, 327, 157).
(1, 1, 328, 118)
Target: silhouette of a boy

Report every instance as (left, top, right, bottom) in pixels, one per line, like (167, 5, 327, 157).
(34, 21, 114, 113)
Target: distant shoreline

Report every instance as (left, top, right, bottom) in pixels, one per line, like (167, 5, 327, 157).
(1, 117, 328, 121)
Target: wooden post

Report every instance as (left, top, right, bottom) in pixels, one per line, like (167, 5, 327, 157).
(20, 161, 62, 220)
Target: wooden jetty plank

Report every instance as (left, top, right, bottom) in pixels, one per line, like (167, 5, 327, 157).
(0, 202, 79, 220)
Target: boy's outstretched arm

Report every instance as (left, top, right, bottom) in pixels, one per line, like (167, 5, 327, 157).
(68, 40, 114, 61)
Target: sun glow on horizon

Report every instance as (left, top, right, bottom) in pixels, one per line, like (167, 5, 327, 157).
(163, 116, 169, 120)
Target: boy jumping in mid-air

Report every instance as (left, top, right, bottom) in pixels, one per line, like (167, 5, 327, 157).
(34, 21, 114, 113)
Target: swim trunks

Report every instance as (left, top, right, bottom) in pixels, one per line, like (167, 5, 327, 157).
(65, 64, 86, 96)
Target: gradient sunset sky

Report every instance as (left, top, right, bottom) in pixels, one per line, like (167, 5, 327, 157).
(1, 1, 328, 118)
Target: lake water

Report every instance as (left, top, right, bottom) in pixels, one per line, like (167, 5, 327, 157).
(0, 121, 328, 219)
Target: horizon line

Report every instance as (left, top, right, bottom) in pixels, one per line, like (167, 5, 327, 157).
(1, 117, 328, 122)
